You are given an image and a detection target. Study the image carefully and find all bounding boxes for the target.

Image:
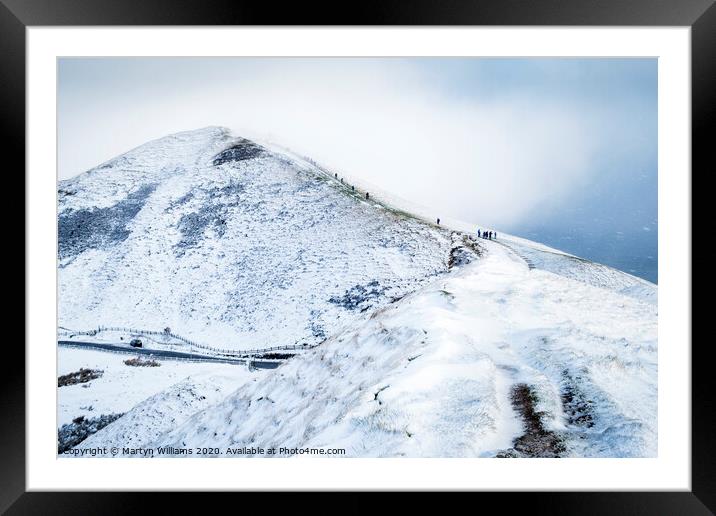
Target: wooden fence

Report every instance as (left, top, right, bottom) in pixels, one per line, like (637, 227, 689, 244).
(58, 325, 317, 357)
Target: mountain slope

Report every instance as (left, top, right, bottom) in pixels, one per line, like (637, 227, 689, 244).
(147, 242, 656, 458)
(58, 127, 458, 351)
(497, 236, 657, 304)
(59, 127, 657, 458)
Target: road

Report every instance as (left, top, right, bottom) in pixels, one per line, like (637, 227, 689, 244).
(58, 340, 282, 369)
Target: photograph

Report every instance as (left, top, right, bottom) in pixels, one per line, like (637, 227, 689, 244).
(56, 56, 658, 459)
(6, 0, 707, 505)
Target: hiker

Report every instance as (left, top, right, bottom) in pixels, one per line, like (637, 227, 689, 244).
(477, 229, 481, 238)
(334, 173, 338, 178)
(366, 192, 370, 199)
(489, 231, 493, 239)
(437, 218, 440, 225)
(494, 231, 497, 239)
(352, 185, 355, 191)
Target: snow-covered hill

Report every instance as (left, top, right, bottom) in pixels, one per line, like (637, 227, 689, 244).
(59, 127, 459, 351)
(59, 127, 657, 458)
(143, 242, 656, 458)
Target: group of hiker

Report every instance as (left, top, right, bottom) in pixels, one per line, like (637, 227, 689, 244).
(335, 172, 367, 199)
(330, 172, 497, 241)
(477, 229, 496, 240)
(436, 218, 497, 240)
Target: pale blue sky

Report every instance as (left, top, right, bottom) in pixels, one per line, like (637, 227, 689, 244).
(58, 57, 657, 281)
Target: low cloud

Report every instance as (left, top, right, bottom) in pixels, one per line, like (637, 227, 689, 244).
(59, 58, 653, 228)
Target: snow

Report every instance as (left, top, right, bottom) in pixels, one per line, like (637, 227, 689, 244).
(497, 236, 657, 304)
(58, 127, 657, 458)
(57, 347, 249, 427)
(59, 127, 453, 352)
(147, 243, 656, 458)
(73, 368, 262, 455)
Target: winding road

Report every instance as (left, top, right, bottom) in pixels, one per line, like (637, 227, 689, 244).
(58, 340, 282, 369)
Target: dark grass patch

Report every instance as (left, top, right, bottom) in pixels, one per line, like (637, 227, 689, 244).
(213, 139, 265, 165)
(309, 316, 326, 339)
(58, 413, 124, 453)
(174, 181, 244, 254)
(496, 383, 566, 458)
(165, 191, 194, 212)
(328, 280, 387, 311)
(560, 370, 596, 428)
(124, 356, 161, 367)
(58, 368, 103, 387)
(58, 184, 156, 259)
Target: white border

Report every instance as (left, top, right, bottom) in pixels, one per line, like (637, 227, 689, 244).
(27, 27, 691, 491)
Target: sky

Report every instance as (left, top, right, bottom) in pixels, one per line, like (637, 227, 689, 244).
(58, 57, 657, 282)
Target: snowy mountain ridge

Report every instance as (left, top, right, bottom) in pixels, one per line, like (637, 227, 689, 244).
(149, 242, 657, 457)
(59, 127, 466, 351)
(60, 127, 657, 458)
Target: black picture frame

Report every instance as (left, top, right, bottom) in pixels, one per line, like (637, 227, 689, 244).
(5, 0, 711, 512)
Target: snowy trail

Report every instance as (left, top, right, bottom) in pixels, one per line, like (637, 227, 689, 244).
(497, 236, 656, 304)
(58, 128, 657, 458)
(480, 238, 536, 270)
(441, 243, 657, 457)
(490, 239, 536, 269)
(142, 242, 656, 458)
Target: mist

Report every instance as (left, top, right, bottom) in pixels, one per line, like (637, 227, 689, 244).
(58, 57, 657, 277)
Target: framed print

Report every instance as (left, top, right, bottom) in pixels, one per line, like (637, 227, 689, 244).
(6, 0, 712, 511)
